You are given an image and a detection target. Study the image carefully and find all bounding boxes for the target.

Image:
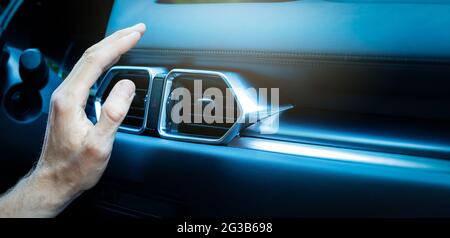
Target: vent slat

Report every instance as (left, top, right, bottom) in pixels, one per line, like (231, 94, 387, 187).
(163, 74, 240, 140)
(180, 123, 231, 131)
(130, 106, 146, 111)
(100, 70, 150, 131)
(125, 115, 145, 120)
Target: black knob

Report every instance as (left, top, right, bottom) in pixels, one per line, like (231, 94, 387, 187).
(19, 48, 49, 89)
(4, 84, 43, 122)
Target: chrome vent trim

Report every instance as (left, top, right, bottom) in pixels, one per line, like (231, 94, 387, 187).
(94, 66, 165, 134)
(158, 69, 255, 145)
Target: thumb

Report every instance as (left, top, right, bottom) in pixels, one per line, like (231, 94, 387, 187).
(95, 80, 135, 137)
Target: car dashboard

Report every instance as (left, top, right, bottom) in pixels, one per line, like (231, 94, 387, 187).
(1, 0, 450, 218)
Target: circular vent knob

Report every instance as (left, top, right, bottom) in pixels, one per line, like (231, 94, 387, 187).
(19, 48, 49, 89)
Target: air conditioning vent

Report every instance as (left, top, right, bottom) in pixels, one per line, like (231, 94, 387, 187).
(95, 66, 164, 134)
(159, 69, 247, 144)
(167, 75, 238, 137)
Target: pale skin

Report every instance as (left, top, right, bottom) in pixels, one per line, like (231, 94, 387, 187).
(0, 23, 147, 218)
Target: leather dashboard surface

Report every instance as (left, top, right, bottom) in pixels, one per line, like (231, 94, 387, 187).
(105, 0, 450, 160)
(107, 0, 450, 60)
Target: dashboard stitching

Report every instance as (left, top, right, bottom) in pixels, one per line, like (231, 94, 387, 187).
(126, 48, 450, 66)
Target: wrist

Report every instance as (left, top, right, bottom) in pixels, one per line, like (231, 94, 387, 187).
(27, 164, 81, 217)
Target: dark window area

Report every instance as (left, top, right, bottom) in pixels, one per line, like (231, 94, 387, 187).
(4, 0, 114, 76)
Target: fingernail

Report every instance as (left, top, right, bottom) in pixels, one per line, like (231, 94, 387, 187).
(131, 23, 146, 33)
(129, 31, 141, 39)
(116, 80, 136, 98)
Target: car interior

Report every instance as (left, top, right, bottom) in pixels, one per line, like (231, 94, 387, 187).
(1, 0, 450, 218)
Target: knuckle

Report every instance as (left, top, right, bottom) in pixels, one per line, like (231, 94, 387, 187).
(82, 47, 98, 64)
(84, 143, 108, 159)
(103, 106, 126, 123)
(113, 28, 127, 38)
(50, 91, 67, 114)
(82, 46, 107, 73)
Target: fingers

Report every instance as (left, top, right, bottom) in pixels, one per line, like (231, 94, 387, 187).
(98, 32, 143, 72)
(76, 30, 142, 95)
(99, 23, 146, 48)
(61, 23, 146, 107)
(95, 80, 136, 137)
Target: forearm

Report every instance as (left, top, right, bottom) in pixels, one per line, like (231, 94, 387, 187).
(0, 23, 144, 218)
(0, 167, 76, 218)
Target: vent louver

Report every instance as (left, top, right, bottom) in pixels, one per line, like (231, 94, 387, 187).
(165, 74, 238, 138)
(158, 69, 248, 144)
(94, 66, 164, 134)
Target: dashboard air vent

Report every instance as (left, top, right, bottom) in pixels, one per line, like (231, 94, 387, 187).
(95, 66, 164, 134)
(159, 69, 249, 144)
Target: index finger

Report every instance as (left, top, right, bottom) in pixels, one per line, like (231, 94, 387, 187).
(62, 23, 146, 105)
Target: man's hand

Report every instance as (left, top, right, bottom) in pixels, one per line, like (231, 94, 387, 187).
(0, 23, 146, 218)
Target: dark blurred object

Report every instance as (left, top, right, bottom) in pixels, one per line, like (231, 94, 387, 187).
(3, 83, 42, 122)
(19, 48, 48, 89)
(0, 0, 22, 36)
(3, 0, 114, 74)
(0, 0, 22, 72)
